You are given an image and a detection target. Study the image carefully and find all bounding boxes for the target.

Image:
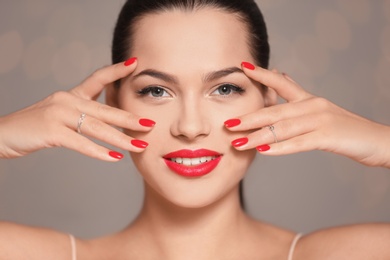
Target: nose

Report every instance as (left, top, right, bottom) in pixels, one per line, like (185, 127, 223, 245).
(170, 98, 211, 141)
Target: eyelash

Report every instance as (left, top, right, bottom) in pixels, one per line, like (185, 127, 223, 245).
(136, 86, 170, 98)
(136, 83, 245, 98)
(211, 83, 245, 96)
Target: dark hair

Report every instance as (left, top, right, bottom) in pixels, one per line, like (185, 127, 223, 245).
(112, 0, 270, 210)
(112, 0, 269, 68)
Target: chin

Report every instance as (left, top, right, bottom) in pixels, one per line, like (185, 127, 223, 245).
(132, 148, 255, 210)
(162, 187, 233, 209)
(141, 166, 244, 211)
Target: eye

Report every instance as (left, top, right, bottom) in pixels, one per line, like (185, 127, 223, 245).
(211, 84, 245, 96)
(137, 86, 171, 98)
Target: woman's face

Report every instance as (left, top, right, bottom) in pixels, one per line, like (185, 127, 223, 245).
(115, 8, 273, 208)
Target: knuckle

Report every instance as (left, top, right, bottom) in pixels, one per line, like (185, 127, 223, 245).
(90, 65, 110, 82)
(96, 103, 111, 115)
(87, 119, 103, 132)
(117, 110, 136, 128)
(46, 91, 71, 103)
(89, 71, 101, 84)
(40, 93, 70, 118)
(279, 120, 292, 134)
(267, 106, 282, 122)
(312, 97, 331, 111)
(91, 69, 101, 79)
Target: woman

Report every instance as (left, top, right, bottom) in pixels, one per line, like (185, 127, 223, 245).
(0, 0, 389, 259)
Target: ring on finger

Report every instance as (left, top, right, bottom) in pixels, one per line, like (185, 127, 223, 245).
(267, 125, 278, 143)
(77, 113, 86, 134)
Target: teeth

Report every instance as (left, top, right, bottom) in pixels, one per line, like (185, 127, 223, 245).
(183, 158, 191, 166)
(170, 156, 217, 166)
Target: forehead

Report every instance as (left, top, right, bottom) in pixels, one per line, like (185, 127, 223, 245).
(131, 8, 254, 72)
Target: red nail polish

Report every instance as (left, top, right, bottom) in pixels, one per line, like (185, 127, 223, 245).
(131, 139, 149, 148)
(241, 62, 255, 70)
(224, 119, 241, 128)
(257, 144, 270, 152)
(124, 57, 137, 66)
(139, 118, 156, 127)
(231, 137, 248, 147)
(109, 151, 124, 160)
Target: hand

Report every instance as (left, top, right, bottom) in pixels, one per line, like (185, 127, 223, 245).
(225, 62, 390, 168)
(0, 58, 155, 161)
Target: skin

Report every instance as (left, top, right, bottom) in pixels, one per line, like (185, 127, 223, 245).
(0, 7, 390, 260)
(114, 9, 273, 209)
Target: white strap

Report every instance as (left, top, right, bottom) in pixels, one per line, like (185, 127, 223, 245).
(287, 233, 302, 260)
(68, 232, 300, 260)
(69, 234, 77, 260)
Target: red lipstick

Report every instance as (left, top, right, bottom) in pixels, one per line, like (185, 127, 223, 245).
(163, 149, 222, 177)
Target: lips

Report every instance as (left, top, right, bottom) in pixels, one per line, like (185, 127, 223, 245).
(163, 149, 222, 177)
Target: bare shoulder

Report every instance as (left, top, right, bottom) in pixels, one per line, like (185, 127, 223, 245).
(0, 221, 73, 260)
(294, 223, 390, 260)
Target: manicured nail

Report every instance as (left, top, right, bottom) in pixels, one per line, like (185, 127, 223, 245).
(131, 139, 149, 148)
(231, 137, 248, 147)
(224, 119, 241, 128)
(109, 151, 124, 160)
(124, 57, 137, 66)
(139, 118, 156, 127)
(257, 144, 270, 152)
(241, 62, 255, 70)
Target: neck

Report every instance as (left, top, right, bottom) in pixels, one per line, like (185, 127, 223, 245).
(133, 182, 251, 259)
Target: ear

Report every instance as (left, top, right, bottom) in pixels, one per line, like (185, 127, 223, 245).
(105, 84, 120, 108)
(263, 86, 278, 107)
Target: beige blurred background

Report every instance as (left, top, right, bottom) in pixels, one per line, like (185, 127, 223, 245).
(0, 0, 389, 238)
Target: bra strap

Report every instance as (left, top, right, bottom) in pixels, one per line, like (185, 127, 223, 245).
(287, 233, 303, 260)
(69, 234, 77, 260)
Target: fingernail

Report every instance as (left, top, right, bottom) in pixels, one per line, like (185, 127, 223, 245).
(257, 144, 270, 152)
(131, 139, 149, 148)
(139, 118, 156, 127)
(231, 137, 248, 147)
(241, 62, 255, 70)
(124, 57, 137, 66)
(224, 119, 241, 128)
(109, 151, 124, 160)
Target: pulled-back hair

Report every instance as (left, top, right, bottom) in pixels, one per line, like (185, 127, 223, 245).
(112, 0, 270, 68)
(111, 0, 270, 209)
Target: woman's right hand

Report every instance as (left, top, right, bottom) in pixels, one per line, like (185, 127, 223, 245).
(0, 58, 154, 161)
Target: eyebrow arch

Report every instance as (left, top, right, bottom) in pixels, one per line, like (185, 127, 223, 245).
(132, 69, 179, 84)
(203, 67, 244, 82)
(132, 66, 244, 84)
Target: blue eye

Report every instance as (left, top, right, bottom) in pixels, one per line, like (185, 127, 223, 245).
(212, 84, 245, 96)
(137, 86, 170, 97)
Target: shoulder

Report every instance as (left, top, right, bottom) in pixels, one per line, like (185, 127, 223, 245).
(294, 223, 390, 260)
(0, 221, 73, 260)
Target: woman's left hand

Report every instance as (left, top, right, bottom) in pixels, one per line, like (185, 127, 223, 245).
(225, 62, 390, 168)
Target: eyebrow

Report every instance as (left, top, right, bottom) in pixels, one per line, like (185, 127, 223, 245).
(133, 69, 178, 84)
(203, 67, 244, 82)
(132, 66, 244, 84)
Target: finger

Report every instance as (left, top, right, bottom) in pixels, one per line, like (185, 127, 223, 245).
(75, 100, 155, 132)
(224, 97, 321, 132)
(58, 128, 125, 162)
(241, 62, 312, 102)
(65, 113, 149, 153)
(230, 115, 318, 151)
(71, 58, 138, 100)
(255, 132, 325, 156)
